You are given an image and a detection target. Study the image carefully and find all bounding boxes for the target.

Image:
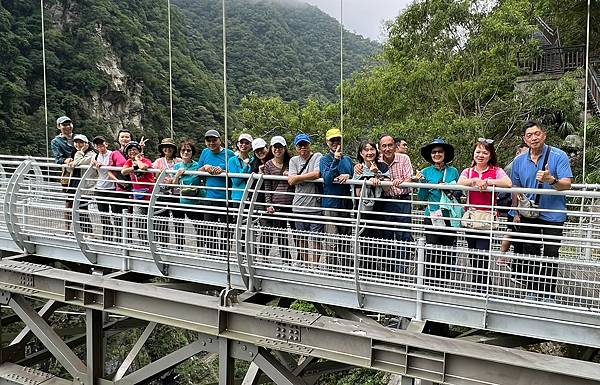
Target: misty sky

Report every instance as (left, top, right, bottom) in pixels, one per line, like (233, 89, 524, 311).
(302, 0, 411, 41)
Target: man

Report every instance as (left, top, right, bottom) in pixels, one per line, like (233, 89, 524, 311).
(198, 129, 236, 224)
(51, 116, 75, 231)
(510, 121, 572, 302)
(288, 133, 323, 268)
(395, 137, 409, 155)
(320, 128, 353, 268)
(356, 135, 414, 274)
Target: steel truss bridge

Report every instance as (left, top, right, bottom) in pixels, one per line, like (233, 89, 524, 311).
(0, 156, 599, 385)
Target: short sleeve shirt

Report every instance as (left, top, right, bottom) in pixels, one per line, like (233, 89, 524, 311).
(460, 166, 508, 211)
(289, 153, 322, 212)
(510, 145, 573, 222)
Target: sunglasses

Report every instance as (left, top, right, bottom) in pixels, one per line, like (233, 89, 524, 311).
(478, 138, 494, 144)
(181, 148, 193, 153)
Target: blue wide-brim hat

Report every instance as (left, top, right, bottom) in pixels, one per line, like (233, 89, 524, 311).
(420, 137, 455, 164)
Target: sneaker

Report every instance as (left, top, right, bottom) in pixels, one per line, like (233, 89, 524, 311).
(542, 296, 557, 304)
(292, 261, 304, 270)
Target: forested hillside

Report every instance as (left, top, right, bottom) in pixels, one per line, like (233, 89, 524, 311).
(0, 0, 378, 155)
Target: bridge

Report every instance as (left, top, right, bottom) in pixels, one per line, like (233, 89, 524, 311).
(0, 156, 599, 385)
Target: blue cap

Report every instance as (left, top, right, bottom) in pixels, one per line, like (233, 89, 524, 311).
(294, 133, 311, 146)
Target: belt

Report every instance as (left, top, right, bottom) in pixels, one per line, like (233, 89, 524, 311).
(384, 193, 410, 199)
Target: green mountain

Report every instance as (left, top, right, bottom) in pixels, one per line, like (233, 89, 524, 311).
(0, 0, 379, 155)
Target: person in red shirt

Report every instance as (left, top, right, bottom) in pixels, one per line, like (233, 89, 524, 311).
(458, 139, 512, 292)
(122, 141, 155, 241)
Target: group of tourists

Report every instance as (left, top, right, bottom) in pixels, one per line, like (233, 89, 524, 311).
(51, 116, 572, 300)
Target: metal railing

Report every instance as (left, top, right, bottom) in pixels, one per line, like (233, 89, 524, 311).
(1, 158, 600, 344)
(518, 45, 586, 74)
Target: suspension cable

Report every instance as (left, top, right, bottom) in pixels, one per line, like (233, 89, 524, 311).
(40, 0, 49, 159)
(339, 0, 344, 147)
(582, 0, 591, 183)
(167, 0, 174, 139)
(222, 0, 231, 291)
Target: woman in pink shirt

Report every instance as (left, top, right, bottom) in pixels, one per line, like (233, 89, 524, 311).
(458, 139, 512, 292)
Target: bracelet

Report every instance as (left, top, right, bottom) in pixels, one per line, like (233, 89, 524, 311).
(133, 165, 139, 171)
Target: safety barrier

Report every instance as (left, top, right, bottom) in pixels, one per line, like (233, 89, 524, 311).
(0, 158, 599, 346)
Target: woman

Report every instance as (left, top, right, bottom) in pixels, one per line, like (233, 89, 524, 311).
(458, 138, 512, 292)
(91, 136, 121, 241)
(173, 139, 204, 249)
(153, 138, 183, 247)
(416, 138, 461, 287)
(262, 136, 294, 265)
(66, 134, 97, 234)
(229, 133, 254, 205)
(353, 141, 390, 273)
(122, 141, 155, 241)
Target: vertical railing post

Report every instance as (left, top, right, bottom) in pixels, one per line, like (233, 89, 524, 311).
(235, 173, 255, 290)
(245, 174, 264, 292)
(122, 208, 130, 271)
(352, 179, 367, 308)
(415, 237, 425, 321)
(147, 170, 168, 275)
(72, 166, 98, 264)
(4, 159, 36, 254)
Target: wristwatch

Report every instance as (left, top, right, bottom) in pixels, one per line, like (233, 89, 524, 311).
(550, 176, 558, 185)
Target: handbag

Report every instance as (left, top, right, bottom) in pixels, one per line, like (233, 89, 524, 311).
(461, 168, 498, 230)
(518, 146, 551, 219)
(440, 192, 464, 228)
(60, 168, 71, 186)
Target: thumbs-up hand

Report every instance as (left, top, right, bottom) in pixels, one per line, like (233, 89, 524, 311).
(536, 164, 553, 184)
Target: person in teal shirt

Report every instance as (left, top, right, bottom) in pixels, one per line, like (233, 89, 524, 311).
(173, 139, 203, 249)
(198, 129, 235, 224)
(228, 133, 254, 202)
(416, 138, 461, 290)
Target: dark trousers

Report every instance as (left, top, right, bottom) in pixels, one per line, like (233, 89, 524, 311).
(381, 198, 413, 273)
(424, 217, 457, 286)
(517, 217, 564, 295)
(155, 196, 186, 247)
(467, 236, 490, 291)
(95, 190, 123, 240)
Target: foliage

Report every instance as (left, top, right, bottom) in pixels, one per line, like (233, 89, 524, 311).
(0, 0, 378, 156)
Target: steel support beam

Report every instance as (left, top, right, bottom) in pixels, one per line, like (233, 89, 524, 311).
(241, 363, 261, 385)
(252, 349, 306, 385)
(219, 339, 235, 385)
(87, 309, 104, 385)
(7, 294, 87, 384)
(116, 339, 207, 385)
(113, 322, 157, 381)
(0, 261, 599, 385)
(10, 300, 61, 346)
(0, 362, 72, 385)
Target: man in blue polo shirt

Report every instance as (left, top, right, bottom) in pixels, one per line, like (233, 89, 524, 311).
(510, 120, 572, 301)
(198, 129, 236, 224)
(320, 128, 354, 269)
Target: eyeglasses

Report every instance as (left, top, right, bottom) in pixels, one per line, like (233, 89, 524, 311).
(431, 150, 444, 154)
(238, 140, 251, 145)
(181, 148, 192, 153)
(60, 122, 72, 126)
(478, 138, 494, 144)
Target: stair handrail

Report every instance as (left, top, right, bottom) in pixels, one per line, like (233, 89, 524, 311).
(588, 65, 600, 115)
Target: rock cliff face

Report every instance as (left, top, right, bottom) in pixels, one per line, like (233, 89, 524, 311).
(88, 24, 145, 137)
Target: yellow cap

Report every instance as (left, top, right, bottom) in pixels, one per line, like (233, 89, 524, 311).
(325, 128, 342, 141)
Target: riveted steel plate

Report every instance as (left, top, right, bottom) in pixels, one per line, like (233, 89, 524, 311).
(257, 307, 321, 325)
(273, 321, 301, 342)
(0, 283, 39, 296)
(0, 364, 54, 385)
(0, 262, 51, 274)
(256, 338, 314, 355)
